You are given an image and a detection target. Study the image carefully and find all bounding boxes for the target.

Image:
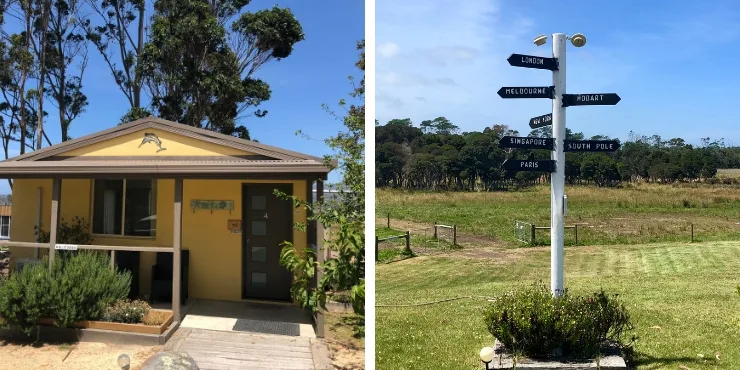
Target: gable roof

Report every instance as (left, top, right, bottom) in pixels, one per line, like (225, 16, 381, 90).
(0, 117, 333, 179)
(6, 116, 324, 162)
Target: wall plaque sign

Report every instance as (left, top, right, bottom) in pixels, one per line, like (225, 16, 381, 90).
(227, 219, 242, 234)
(191, 200, 235, 213)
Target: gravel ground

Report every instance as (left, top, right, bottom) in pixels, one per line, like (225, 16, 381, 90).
(0, 341, 161, 370)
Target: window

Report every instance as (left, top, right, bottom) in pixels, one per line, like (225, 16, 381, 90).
(0, 216, 9, 239)
(93, 179, 156, 237)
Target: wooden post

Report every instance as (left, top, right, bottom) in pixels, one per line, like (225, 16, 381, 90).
(691, 224, 694, 243)
(375, 236, 379, 262)
(172, 178, 183, 323)
(405, 231, 411, 253)
(110, 250, 116, 271)
(574, 224, 578, 245)
(315, 179, 325, 338)
(49, 178, 61, 271)
(530, 223, 536, 245)
(453, 225, 457, 246)
(387, 213, 390, 228)
(433, 222, 438, 239)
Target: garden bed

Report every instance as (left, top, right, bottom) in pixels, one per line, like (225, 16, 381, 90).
(37, 309, 173, 335)
(489, 339, 627, 370)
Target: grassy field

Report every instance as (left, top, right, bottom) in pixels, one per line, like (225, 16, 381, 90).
(377, 183, 740, 246)
(376, 241, 740, 369)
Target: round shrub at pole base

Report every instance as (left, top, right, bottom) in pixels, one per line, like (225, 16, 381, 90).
(483, 282, 635, 359)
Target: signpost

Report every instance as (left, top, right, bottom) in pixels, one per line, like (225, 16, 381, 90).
(562, 93, 621, 107)
(529, 113, 552, 129)
(503, 159, 556, 172)
(564, 140, 620, 152)
(497, 86, 554, 99)
(499, 136, 554, 150)
(507, 53, 558, 71)
(499, 32, 620, 297)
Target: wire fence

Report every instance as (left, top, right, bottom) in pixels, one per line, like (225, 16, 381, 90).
(377, 216, 473, 263)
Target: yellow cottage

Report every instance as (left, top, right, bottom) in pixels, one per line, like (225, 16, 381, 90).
(0, 117, 331, 334)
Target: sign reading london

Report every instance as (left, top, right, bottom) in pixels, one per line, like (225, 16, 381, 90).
(507, 53, 558, 71)
(499, 136, 554, 150)
(529, 113, 552, 129)
(503, 159, 556, 173)
(562, 93, 621, 107)
(564, 140, 620, 152)
(497, 86, 554, 99)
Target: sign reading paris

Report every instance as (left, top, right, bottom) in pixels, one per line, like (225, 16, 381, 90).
(499, 136, 554, 150)
(507, 53, 558, 71)
(503, 159, 556, 173)
(564, 140, 621, 152)
(497, 86, 555, 99)
(529, 113, 552, 129)
(562, 93, 621, 107)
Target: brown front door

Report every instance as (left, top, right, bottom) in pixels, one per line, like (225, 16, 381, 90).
(242, 184, 293, 301)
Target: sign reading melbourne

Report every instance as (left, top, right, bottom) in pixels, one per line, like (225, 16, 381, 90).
(497, 86, 555, 99)
(499, 136, 554, 150)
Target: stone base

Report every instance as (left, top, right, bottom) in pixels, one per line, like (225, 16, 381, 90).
(489, 339, 627, 370)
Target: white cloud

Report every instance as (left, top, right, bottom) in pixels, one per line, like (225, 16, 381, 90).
(377, 41, 400, 58)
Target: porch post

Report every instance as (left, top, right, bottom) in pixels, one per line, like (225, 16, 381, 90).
(315, 179, 325, 338)
(48, 178, 62, 271)
(173, 178, 183, 322)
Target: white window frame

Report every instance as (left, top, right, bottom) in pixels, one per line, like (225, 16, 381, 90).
(90, 179, 157, 238)
(0, 215, 10, 239)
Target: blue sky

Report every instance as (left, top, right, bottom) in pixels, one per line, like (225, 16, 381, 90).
(1, 0, 364, 194)
(376, 0, 740, 144)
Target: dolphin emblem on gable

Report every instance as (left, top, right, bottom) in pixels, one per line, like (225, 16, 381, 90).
(139, 132, 167, 153)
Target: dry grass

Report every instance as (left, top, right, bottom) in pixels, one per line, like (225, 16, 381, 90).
(325, 311, 364, 370)
(141, 310, 168, 326)
(717, 168, 740, 178)
(377, 183, 740, 246)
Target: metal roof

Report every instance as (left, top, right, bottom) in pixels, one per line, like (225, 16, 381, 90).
(0, 117, 334, 179)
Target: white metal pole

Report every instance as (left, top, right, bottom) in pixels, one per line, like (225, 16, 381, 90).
(551, 33, 566, 296)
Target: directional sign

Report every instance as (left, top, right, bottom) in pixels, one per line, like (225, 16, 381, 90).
(499, 136, 554, 150)
(564, 140, 621, 152)
(498, 86, 554, 99)
(529, 113, 552, 129)
(503, 159, 556, 173)
(507, 53, 558, 71)
(562, 93, 621, 107)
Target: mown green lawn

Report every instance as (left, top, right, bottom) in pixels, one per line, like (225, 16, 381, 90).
(376, 241, 740, 369)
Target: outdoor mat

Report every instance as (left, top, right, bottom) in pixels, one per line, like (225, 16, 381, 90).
(232, 318, 301, 336)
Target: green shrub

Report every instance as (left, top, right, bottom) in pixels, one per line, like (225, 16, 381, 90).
(36, 217, 93, 245)
(49, 252, 131, 327)
(483, 282, 634, 359)
(103, 299, 150, 324)
(0, 262, 54, 335)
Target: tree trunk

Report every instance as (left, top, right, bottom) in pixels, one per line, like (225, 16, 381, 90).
(19, 9, 31, 155)
(37, 0, 51, 150)
(133, 5, 144, 108)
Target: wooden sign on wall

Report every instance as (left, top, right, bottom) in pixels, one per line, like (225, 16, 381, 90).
(227, 219, 242, 234)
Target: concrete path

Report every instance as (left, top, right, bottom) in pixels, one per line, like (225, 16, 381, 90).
(178, 299, 316, 338)
(165, 328, 332, 370)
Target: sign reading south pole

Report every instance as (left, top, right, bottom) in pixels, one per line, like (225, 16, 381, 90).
(529, 113, 552, 129)
(562, 93, 621, 107)
(499, 136, 554, 150)
(564, 140, 621, 152)
(507, 53, 558, 71)
(503, 159, 556, 173)
(497, 86, 554, 99)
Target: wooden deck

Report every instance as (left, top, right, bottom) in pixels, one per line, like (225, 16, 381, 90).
(165, 327, 329, 370)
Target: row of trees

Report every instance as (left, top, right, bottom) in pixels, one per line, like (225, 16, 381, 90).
(376, 118, 737, 190)
(0, 0, 304, 179)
